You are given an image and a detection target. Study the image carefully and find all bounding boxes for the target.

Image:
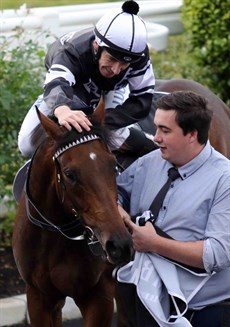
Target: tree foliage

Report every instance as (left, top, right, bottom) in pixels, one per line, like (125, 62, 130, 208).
(181, 0, 230, 102)
(0, 31, 46, 199)
(0, 30, 46, 243)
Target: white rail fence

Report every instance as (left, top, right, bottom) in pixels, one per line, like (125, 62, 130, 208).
(0, 0, 183, 51)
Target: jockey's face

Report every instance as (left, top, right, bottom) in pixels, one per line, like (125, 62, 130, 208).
(94, 42, 130, 78)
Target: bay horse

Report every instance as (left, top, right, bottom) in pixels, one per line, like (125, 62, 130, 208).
(12, 98, 133, 327)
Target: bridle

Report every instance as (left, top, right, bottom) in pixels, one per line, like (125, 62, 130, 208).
(24, 132, 105, 256)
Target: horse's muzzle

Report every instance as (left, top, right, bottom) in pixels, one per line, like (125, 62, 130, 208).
(105, 234, 133, 265)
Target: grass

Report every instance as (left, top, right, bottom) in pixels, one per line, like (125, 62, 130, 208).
(1, 0, 117, 10)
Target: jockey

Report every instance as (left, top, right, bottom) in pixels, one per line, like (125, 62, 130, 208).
(18, 0, 157, 159)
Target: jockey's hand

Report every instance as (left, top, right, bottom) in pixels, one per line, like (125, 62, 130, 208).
(123, 217, 160, 252)
(54, 105, 92, 132)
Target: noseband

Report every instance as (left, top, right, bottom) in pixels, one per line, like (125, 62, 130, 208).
(25, 132, 105, 256)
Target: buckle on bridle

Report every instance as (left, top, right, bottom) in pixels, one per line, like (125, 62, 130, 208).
(84, 226, 104, 256)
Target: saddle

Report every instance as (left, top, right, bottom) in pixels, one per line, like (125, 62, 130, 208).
(13, 160, 30, 203)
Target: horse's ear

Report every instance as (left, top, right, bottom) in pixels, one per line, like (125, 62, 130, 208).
(36, 107, 65, 141)
(91, 96, 105, 124)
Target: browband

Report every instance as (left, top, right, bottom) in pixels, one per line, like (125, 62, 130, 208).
(53, 134, 100, 160)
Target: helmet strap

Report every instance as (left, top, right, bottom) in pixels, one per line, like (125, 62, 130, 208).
(92, 41, 102, 61)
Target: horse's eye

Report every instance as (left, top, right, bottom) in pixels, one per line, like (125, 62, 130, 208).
(63, 168, 76, 183)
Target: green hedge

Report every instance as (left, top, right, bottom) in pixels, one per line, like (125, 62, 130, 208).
(182, 0, 230, 102)
(0, 30, 46, 243)
(0, 31, 46, 199)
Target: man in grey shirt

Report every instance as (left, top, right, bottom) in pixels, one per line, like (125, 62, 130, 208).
(116, 91, 230, 326)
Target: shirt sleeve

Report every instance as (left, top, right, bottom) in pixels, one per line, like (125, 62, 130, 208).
(203, 172, 230, 273)
(116, 159, 139, 210)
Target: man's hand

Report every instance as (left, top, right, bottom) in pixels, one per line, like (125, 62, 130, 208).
(118, 205, 130, 220)
(124, 217, 205, 269)
(54, 105, 92, 132)
(123, 217, 160, 252)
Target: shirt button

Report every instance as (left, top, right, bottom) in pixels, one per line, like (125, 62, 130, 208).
(183, 174, 187, 178)
(163, 206, 166, 210)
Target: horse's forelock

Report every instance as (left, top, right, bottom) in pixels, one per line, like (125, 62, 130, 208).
(54, 121, 112, 151)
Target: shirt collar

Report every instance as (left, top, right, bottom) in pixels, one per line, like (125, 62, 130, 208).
(178, 141, 212, 180)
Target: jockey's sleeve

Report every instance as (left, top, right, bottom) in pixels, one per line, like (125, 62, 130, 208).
(105, 93, 153, 129)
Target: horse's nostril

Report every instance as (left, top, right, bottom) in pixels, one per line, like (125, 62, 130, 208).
(106, 240, 121, 260)
(106, 237, 133, 264)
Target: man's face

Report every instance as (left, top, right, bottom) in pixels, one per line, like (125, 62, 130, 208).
(153, 109, 197, 167)
(98, 48, 130, 78)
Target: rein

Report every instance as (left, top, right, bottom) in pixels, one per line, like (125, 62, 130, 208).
(24, 132, 105, 256)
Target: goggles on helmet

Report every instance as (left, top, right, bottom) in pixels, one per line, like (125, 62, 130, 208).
(95, 27, 145, 64)
(94, 1, 147, 64)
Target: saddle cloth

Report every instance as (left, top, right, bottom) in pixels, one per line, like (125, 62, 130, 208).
(116, 252, 213, 327)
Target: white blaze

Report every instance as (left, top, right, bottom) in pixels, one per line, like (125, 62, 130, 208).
(89, 152, 97, 160)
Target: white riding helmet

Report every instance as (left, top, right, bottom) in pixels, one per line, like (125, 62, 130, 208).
(94, 0, 147, 63)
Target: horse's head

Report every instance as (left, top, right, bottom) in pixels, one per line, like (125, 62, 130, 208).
(34, 98, 133, 265)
